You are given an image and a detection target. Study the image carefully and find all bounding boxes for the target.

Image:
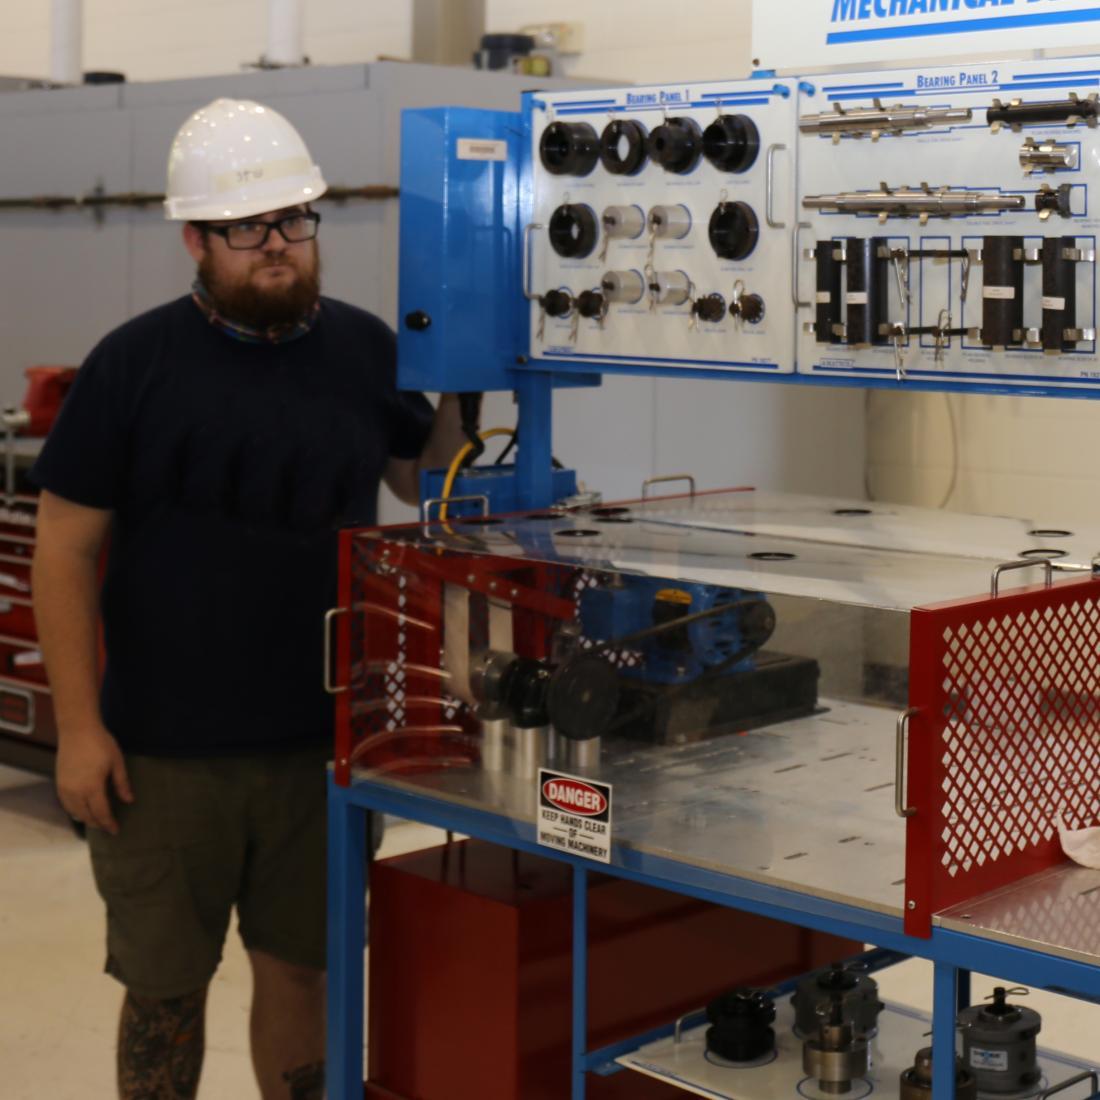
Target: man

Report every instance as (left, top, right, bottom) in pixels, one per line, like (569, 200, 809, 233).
(31, 98, 465, 1100)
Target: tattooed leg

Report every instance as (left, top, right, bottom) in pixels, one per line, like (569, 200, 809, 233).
(117, 988, 207, 1100)
(282, 1061, 324, 1100)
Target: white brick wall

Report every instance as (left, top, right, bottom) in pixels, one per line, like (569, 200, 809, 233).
(0, 0, 413, 82)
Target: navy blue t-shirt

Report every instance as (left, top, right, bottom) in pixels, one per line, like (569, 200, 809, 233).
(31, 295, 433, 756)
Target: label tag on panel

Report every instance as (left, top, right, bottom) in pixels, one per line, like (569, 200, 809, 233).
(1042, 296, 1067, 311)
(537, 769, 612, 864)
(983, 285, 1016, 301)
(457, 138, 507, 162)
(846, 291, 868, 306)
(969, 1047, 1009, 1072)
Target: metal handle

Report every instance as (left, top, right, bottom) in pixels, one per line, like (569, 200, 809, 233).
(522, 222, 546, 301)
(1039, 1071, 1100, 1100)
(420, 494, 491, 523)
(792, 221, 812, 308)
(765, 143, 787, 229)
(323, 607, 349, 696)
(990, 558, 1055, 597)
(642, 474, 696, 500)
(895, 708, 919, 819)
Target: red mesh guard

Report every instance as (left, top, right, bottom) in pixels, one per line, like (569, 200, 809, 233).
(905, 574, 1100, 936)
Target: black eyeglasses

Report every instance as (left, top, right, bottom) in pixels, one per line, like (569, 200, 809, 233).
(201, 211, 321, 250)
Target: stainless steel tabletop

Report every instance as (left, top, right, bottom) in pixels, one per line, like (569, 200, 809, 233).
(937, 862, 1100, 967)
(355, 697, 908, 918)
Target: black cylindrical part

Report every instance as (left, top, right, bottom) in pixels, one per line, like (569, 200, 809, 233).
(981, 236, 1024, 347)
(702, 114, 760, 174)
(693, 293, 726, 323)
(539, 121, 600, 176)
(548, 204, 599, 259)
(987, 96, 1099, 129)
(600, 119, 648, 175)
(708, 202, 759, 261)
(1042, 236, 1078, 351)
(576, 289, 606, 319)
(648, 118, 703, 174)
(845, 237, 889, 346)
(541, 289, 573, 318)
(815, 239, 842, 344)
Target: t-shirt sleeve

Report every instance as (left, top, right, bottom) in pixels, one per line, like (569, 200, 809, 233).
(377, 323, 434, 461)
(30, 337, 129, 509)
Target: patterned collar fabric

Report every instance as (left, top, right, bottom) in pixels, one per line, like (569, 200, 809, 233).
(190, 279, 320, 345)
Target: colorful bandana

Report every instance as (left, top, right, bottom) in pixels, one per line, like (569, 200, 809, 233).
(190, 279, 320, 345)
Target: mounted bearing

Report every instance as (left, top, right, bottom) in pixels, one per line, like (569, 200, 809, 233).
(539, 121, 600, 177)
(600, 118, 648, 175)
(708, 201, 759, 261)
(549, 204, 599, 259)
(702, 114, 760, 174)
(648, 117, 703, 175)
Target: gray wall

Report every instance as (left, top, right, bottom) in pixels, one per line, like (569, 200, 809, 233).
(0, 62, 865, 522)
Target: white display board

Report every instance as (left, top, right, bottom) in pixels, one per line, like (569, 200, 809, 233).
(528, 79, 799, 376)
(753, 0, 1100, 73)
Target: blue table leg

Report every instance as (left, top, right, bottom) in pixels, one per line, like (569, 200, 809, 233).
(572, 864, 588, 1100)
(327, 776, 368, 1100)
(933, 960, 958, 1100)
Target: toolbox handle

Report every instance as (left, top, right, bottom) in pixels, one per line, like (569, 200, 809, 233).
(420, 494, 491, 525)
(641, 474, 696, 501)
(990, 557, 1054, 597)
(895, 708, 919, 819)
(522, 222, 546, 302)
(323, 607, 349, 695)
(765, 143, 787, 230)
(1039, 1070, 1099, 1100)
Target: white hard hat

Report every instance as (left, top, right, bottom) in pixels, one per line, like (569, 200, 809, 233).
(164, 97, 328, 221)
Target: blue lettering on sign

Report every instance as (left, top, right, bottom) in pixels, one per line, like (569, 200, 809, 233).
(828, 1, 1100, 46)
(626, 92, 658, 106)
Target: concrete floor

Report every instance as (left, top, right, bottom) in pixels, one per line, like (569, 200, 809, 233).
(1, 763, 1098, 1098)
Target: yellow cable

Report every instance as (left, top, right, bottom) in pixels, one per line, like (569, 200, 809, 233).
(438, 427, 515, 521)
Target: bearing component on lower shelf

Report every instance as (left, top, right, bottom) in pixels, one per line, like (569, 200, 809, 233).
(648, 270, 692, 308)
(548, 204, 599, 259)
(702, 113, 760, 174)
(692, 293, 726, 324)
(601, 204, 646, 241)
(600, 118, 648, 175)
(575, 289, 607, 320)
(539, 120, 600, 176)
(1036, 182, 1074, 221)
(957, 987, 1042, 1094)
(792, 961, 885, 1038)
(648, 204, 692, 241)
(708, 201, 759, 261)
(539, 289, 573, 318)
(601, 269, 646, 305)
(648, 116, 703, 174)
(979, 236, 1024, 347)
(987, 92, 1099, 133)
(705, 987, 776, 1062)
(802, 996, 870, 1095)
(899, 1047, 978, 1100)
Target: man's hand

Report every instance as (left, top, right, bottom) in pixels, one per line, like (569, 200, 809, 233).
(56, 723, 134, 835)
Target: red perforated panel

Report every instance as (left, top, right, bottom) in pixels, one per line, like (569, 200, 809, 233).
(905, 574, 1100, 936)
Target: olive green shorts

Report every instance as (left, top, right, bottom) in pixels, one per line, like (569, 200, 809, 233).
(87, 746, 332, 1000)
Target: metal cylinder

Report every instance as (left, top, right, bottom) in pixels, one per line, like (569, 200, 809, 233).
(561, 735, 600, 772)
(648, 204, 692, 240)
(803, 1033, 870, 1094)
(511, 724, 548, 779)
(649, 270, 692, 307)
(480, 713, 511, 772)
(602, 204, 646, 240)
(601, 269, 646, 305)
(958, 989, 1041, 1094)
(1020, 138, 1079, 174)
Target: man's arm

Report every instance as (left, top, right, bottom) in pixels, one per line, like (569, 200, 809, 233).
(383, 393, 468, 507)
(32, 489, 132, 834)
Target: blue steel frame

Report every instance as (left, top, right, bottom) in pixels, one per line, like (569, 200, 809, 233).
(326, 771, 1100, 1100)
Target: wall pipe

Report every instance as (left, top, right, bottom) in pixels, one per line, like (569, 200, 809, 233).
(50, 0, 83, 85)
(266, 0, 306, 67)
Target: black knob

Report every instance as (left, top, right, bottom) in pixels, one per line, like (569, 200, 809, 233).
(702, 114, 760, 174)
(733, 293, 765, 325)
(548, 204, 599, 259)
(600, 119, 648, 175)
(576, 290, 606, 319)
(404, 310, 432, 331)
(539, 121, 599, 176)
(709, 201, 759, 261)
(541, 289, 573, 318)
(1035, 183, 1072, 219)
(648, 117, 703, 175)
(693, 293, 726, 323)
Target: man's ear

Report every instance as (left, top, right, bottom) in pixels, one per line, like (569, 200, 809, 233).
(182, 222, 207, 263)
